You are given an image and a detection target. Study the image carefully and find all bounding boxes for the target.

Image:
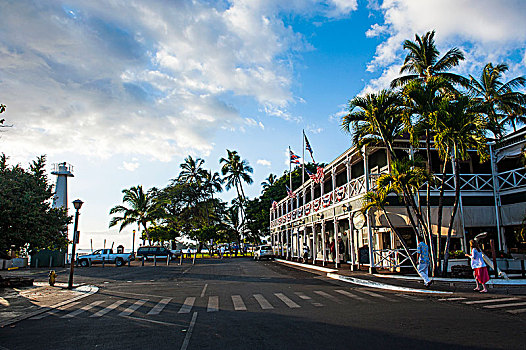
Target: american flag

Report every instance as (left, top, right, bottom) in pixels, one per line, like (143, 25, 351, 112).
(272, 200, 278, 210)
(315, 165, 324, 184)
(305, 168, 318, 182)
(304, 132, 315, 162)
(290, 149, 301, 164)
(286, 185, 296, 198)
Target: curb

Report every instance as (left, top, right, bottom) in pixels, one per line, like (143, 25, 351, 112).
(0, 285, 99, 328)
(275, 259, 337, 273)
(327, 273, 452, 294)
(372, 273, 526, 286)
(275, 259, 452, 294)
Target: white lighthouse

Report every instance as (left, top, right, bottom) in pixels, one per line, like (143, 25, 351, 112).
(51, 162, 74, 209)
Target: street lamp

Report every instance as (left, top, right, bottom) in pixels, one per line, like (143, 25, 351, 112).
(68, 199, 83, 289)
(132, 230, 136, 255)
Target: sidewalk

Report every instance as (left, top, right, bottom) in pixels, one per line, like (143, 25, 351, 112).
(0, 282, 98, 328)
(275, 259, 526, 295)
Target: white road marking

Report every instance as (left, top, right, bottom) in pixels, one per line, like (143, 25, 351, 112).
(180, 312, 198, 350)
(119, 299, 148, 316)
(274, 293, 300, 308)
(483, 302, 526, 309)
(395, 294, 424, 301)
(507, 308, 526, 314)
(207, 296, 219, 312)
(178, 297, 195, 314)
(254, 294, 274, 310)
(200, 284, 208, 298)
(62, 300, 105, 318)
(90, 299, 127, 318)
(439, 297, 467, 301)
(122, 315, 178, 326)
(464, 297, 519, 305)
(30, 302, 81, 319)
(334, 289, 368, 302)
(231, 295, 247, 311)
(148, 298, 172, 315)
(356, 289, 398, 302)
(294, 292, 311, 300)
(314, 290, 342, 303)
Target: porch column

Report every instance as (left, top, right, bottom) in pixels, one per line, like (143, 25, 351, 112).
(281, 229, 284, 257)
(348, 214, 356, 270)
(312, 223, 317, 265)
(334, 218, 340, 268)
(489, 142, 505, 251)
(363, 146, 375, 273)
(296, 227, 301, 259)
(321, 220, 327, 266)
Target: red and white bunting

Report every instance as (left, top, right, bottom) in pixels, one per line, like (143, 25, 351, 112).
(304, 203, 311, 215)
(292, 210, 296, 219)
(336, 185, 346, 202)
(287, 213, 291, 221)
(322, 193, 332, 208)
(297, 207, 303, 218)
(313, 198, 321, 212)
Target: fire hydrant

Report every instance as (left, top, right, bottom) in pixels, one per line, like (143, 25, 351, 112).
(48, 270, 56, 286)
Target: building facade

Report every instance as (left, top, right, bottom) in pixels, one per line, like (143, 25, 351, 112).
(269, 128, 526, 271)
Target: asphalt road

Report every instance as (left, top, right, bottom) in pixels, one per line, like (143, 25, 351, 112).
(1, 258, 525, 350)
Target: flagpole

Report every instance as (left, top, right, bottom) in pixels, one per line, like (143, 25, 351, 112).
(302, 130, 305, 185)
(289, 146, 292, 191)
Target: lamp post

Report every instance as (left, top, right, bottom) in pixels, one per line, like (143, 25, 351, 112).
(132, 230, 136, 255)
(68, 199, 83, 289)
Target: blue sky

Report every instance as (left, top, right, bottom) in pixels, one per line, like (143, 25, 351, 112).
(1, 0, 525, 249)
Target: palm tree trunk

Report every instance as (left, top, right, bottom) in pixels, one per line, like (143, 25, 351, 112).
(442, 157, 461, 276)
(425, 130, 436, 275)
(436, 158, 448, 273)
(382, 208, 418, 272)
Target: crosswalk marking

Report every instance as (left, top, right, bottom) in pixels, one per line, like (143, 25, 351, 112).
(355, 289, 397, 302)
(119, 299, 148, 316)
(506, 308, 526, 314)
(274, 293, 300, 308)
(207, 296, 219, 312)
(90, 300, 127, 318)
(294, 291, 323, 307)
(178, 297, 195, 314)
(231, 295, 247, 311)
(483, 301, 526, 309)
(464, 297, 519, 305)
(396, 294, 424, 301)
(148, 298, 172, 315)
(30, 302, 81, 320)
(314, 291, 342, 303)
(62, 300, 105, 318)
(334, 290, 368, 302)
(254, 294, 274, 310)
(439, 297, 467, 301)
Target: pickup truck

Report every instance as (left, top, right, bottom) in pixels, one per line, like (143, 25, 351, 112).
(77, 249, 133, 267)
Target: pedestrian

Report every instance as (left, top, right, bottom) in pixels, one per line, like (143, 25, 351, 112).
(302, 243, 310, 263)
(329, 240, 336, 263)
(338, 238, 345, 261)
(466, 240, 489, 293)
(220, 245, 225, 259)
(416, 239, 432, 287)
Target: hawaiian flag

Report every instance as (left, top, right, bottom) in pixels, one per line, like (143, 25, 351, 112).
(290, 149, 301, 165)
(305, 167, 318, 182)
(272, 200, 278, 210)
(286, 185, 296, 198)
(304, 131, 315, 162)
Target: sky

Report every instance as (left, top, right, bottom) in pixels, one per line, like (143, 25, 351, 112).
(1, 0, 525, 250)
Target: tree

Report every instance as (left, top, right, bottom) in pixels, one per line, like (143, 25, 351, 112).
(261, 173, 277, 193)
(390, 30, 468, 89)
(178, 155, 207, 185)
(468, 63, 526, 135)
(108, 185, 158, 244)
(0, 154, 71, 254)
(432, 95, 488, 275)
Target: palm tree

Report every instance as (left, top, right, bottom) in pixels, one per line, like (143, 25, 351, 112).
(261, 173, 277, 193)
(341, 89, 405, 166)
(220, 150, 253, 202)
(109, 185, 158, 243)
(391, 30, 468, 89)
(468, 63, 526, 135)
(432, 95, 488, 275)
(178, 155, 207, 185)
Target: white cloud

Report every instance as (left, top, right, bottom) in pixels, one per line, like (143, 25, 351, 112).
(122, 161, 140, 172)
(364, 0, 526, 91)
(244, 117, 265, 130)
(0, 0, 352, 162)
(328, 104, 348, 123)
(257, 159, 271, 167)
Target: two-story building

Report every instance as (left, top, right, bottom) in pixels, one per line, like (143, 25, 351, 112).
(269, 127, 526, 272)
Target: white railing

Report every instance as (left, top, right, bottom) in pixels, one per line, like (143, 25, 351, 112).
(372, 249, 417, 269)
(498, 167, 526, 190)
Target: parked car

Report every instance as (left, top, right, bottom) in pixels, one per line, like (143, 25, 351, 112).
(136, 246, 174, 261)
(254, 245, 274, 261)
(77, 249, 133, 267)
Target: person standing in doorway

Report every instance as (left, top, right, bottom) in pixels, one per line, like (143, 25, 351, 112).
(417, 240, 432, 287)
(466, 240, 489, 293)
(329, 240, 336, 263)
(302, 243, 310, 263)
